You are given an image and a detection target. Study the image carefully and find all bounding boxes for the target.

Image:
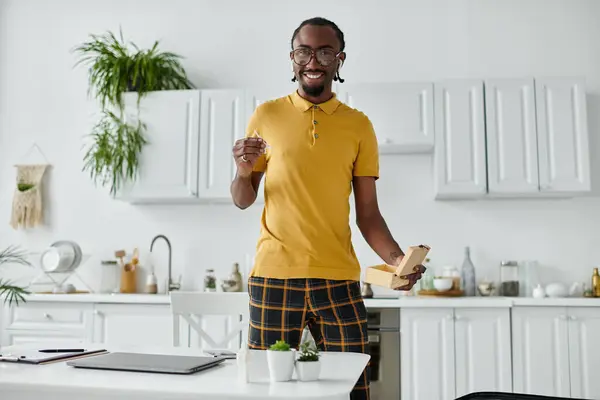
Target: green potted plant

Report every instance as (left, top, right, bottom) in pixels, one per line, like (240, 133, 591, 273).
(295, 340, 321, 381)
(266, 339, 295, 382)
(0, 245, 31, 306)
(73, 28, 194, 196)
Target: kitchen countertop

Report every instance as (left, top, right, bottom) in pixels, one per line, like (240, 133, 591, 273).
(19, 293, 600, 307)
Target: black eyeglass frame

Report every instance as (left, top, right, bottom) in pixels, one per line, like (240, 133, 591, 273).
(290, 48, 344, 67)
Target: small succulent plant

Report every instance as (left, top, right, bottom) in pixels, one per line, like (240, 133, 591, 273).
(297, 340, 319, 362)
(269, 340, 291, 351)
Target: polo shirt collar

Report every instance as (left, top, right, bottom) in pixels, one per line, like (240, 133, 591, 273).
(290, 90, 340, 115)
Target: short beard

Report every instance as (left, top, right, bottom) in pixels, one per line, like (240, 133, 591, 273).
(301, 83, 325, 97)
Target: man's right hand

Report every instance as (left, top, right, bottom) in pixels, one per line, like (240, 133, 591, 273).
(232, 137, 266, 177)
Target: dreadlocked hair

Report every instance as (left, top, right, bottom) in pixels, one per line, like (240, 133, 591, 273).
(290, 17, 345, 83)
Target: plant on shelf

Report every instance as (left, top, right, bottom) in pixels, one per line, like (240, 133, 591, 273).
(295, 340, 321, 381)
(73, 28, 194, 196)
(266, 340, 295, 382)
(0, 245, 32, 306)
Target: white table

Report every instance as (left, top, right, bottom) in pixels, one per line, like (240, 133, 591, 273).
(0, 342, 370, 400)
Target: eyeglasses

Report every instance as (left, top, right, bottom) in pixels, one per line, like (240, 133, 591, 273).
(291, 48, 342, 67)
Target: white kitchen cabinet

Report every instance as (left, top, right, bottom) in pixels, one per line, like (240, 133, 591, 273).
(197, 89, 245, 202)
(336, 82, 434, 153)
(401, 307, 511, 400)
(536, 77, 591, 194)
(401, 308, 455, 400)
(485, 78, 539, 195)
(512, 306, 600, 399)
(92, 303, 178, 347)
(567, 307, 600, 399)
(1, 302, 94, 346)
(115, 90, 201, 203)
(454, 308, 512, 397)
(433, 80, 487, 199)
(434, 77, 591, 200)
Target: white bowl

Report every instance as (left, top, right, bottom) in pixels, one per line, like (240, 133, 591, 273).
(433, 278, 453, 292)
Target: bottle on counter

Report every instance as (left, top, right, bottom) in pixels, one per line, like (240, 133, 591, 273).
(592, 268, 600, 297)
(460, 246, 476, 296)
(230, 262, 243, 292)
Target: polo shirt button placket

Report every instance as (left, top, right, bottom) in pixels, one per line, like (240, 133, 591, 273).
(312, 105, 319, 140)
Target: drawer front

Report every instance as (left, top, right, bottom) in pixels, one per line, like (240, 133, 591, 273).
(6, 302, 92, 330)
(3, 330, 87, 347)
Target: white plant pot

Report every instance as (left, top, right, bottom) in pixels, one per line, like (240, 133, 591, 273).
(295, 360, 321, 381)
(266, 350, 295, 382)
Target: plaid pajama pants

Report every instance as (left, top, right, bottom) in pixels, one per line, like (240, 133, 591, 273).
(248, 276, 371, 400)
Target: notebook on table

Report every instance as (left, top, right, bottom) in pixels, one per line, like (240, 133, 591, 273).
(67, 352, 227, 374)
(0, 347, 107, 365)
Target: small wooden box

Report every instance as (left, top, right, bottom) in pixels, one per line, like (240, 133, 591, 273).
(364, 245, 430, 289)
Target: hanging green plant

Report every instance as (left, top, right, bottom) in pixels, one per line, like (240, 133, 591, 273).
(73, 28, 194, 111)
(82, 110, 147, 196)
(73, 28, 194, 196)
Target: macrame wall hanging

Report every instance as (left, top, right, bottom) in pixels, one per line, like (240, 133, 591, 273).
(10, 143, 50, 230)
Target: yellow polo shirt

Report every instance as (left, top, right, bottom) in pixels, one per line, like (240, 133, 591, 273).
(246, 91, 379, 281)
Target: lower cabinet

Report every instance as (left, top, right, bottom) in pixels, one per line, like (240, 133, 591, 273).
(91, 304, 179, 347)
(512, 306, 600, 399)
(401, 307, 512, 400)
(0, 301, 181, 348)
(1, 301, 94, 346)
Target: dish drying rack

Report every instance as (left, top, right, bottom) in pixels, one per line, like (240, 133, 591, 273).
(26, 252, 94, 293)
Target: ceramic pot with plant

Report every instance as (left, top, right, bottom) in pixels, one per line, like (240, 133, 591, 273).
(295, 340, 321, 381)
(266, 340, 295, 382)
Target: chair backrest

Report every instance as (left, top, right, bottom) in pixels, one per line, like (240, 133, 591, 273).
(170, 291, 250, 350)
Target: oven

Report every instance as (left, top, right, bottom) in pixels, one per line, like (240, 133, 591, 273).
(367, 308, 400, 400)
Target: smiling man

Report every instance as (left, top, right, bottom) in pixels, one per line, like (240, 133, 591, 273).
(230, 17, 425, 399)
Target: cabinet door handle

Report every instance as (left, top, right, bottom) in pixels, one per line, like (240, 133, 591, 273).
(570, 315, 577, 321)
(454, 315, 462, 320)
(43, 313, 51, 319)
(94, 310, 103, 316)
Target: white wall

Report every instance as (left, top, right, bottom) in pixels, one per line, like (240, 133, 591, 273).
(1, 0, 599, 294)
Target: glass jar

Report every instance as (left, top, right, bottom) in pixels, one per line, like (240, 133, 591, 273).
(204, 269, 217, 292)
(99, 260, 120, 294)
(499, 261, 519, 296)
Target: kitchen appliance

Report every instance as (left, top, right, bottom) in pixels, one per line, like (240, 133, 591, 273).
(367, 307, 400, 400)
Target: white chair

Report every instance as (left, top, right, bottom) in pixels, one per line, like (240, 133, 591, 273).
(170, 291, 250, 351)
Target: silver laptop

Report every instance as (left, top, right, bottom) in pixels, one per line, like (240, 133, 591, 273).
(67, 352, 227, 374)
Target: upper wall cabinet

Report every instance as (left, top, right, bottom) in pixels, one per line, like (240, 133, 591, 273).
(114, 87, 293, 204)
(196, 89, 244, 202)
(115, 90, 201, 203)
(485, 78, 539, 195)
(433, 80, 487, 198)
(535, 78, 591, 193)
(433, 77, 592, 199)
(336, 82, 434, 154)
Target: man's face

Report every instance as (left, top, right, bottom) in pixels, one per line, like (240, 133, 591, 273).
(291, 25, 345, 98)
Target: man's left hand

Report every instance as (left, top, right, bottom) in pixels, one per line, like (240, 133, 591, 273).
(394, 264, 426, 291)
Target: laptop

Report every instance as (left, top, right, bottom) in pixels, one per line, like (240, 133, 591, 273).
(67, 352, 227, 374)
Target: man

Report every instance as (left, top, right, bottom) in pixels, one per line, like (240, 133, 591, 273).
(230, 17, 425, 400)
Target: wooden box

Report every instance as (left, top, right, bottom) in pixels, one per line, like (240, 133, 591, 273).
(364, 245, 430, 289)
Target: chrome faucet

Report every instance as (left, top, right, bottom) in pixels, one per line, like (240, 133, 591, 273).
(150, 234, 180, 292)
